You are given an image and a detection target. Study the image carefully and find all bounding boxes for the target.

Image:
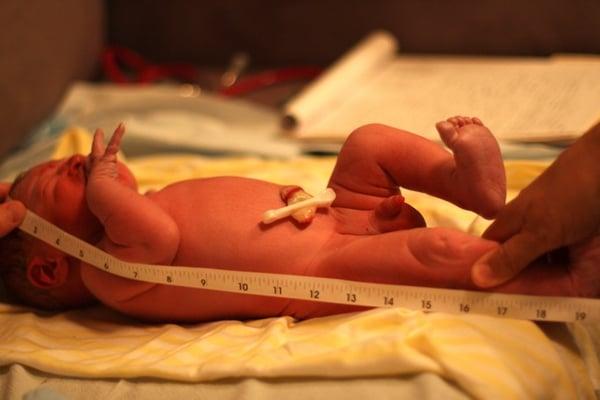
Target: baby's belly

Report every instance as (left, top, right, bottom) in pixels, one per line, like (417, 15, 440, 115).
(89, 177, 338, 321)
(151, 176, 336, 275)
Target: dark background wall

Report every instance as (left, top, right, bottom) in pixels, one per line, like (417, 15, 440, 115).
(107, 0, 600, 67)
(1, 0, 599, 159)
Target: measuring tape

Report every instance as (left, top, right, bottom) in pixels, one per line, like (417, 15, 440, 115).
(18, 210, 600, 323)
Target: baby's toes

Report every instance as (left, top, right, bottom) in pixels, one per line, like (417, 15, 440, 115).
(437, 116, 499, 159)
(447, 116, 460, 127)
(457, 116, 470, 127)
(437, 116, 479, 146)
(435, 120, 459, 147)
(447, 115, 473, 127)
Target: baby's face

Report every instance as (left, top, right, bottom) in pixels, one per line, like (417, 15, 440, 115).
(12, 154, 100, 240)
(11, 154, 136, 241)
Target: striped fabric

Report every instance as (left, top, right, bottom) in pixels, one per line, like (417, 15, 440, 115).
(0, 127, 594, 399)
(0, 305, 585, 398)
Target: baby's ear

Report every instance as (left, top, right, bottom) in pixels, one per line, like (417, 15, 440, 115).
(26, 255, 69, 289)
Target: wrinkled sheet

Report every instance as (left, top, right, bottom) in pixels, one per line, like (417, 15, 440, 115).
(1, 363, 472, 400)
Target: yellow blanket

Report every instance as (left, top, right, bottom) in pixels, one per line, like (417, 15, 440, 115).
(0, 128, 594, 399)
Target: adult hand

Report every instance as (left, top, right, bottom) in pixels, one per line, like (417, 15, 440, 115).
(0, 183, 26, 237)
(472, 123, 600, 294)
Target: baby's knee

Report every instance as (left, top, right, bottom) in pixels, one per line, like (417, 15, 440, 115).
(345, 123, 396, 147)
(350, 123, 388, 136)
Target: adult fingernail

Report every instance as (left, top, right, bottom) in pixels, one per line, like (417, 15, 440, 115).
(472, 262, 503, 288)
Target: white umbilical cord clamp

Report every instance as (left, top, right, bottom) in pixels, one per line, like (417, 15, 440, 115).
(262, 188, 336, 224)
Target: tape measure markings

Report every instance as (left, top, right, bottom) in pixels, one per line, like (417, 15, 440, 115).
(18, 210, 600, 322)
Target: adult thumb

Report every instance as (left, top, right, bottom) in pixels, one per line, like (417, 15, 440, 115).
(471, 230, 552, 287)
(0, 201, 26, 236)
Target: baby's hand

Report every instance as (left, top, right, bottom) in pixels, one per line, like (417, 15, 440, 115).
(86, 123, 125, 181)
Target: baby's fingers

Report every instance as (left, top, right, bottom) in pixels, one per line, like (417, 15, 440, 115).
(91, 128, 106, 158)
(105, 123, 125, 156)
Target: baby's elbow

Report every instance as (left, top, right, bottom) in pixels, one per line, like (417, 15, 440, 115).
(143, 219, 180, 265)
(160, 219, 180, 263)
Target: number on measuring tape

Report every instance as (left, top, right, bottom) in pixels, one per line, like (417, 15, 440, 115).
(346, 293, 357, 303)
(238, 282, 249, 291)
(273, 286, 282, 295)
(383, 296, 394, 306)
(103, 262, 110, 270)
(200, 279, 207, 286)
(497, 306, 508, 316)
(575, 311, 586, 321)
(460, 303, 470, 313)
(421, 300, 432, 310)
(310, 289, 320, 299)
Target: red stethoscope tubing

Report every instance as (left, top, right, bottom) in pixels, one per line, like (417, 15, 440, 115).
(102, 46, 322, 96)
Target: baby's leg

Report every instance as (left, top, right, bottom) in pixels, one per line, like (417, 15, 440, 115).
(327, 227, 497, 286)
(435, 116, 506, 219)
(286, 227, 499, 319)
(329, 119, 505, 225)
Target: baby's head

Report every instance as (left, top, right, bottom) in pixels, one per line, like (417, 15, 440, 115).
(0, 154, 134, 310)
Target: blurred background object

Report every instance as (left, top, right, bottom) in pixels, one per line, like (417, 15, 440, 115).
(107, 0, 600, 65)
(2, 0, 599, 160)
(0, 0, 104, 160)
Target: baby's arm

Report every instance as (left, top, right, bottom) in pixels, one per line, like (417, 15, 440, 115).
(329, 118, 506, 221)
(85, 125, 179, 264)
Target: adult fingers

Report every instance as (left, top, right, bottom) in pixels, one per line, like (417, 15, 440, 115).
(567, 236, 600, 298)
(0, 201, 26, 237)
(481, 199, 525, 242)
(471, 230, 555, 287)
(0, 182, 10, 199)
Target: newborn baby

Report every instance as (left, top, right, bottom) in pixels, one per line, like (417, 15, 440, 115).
(2, 117, 510, 322)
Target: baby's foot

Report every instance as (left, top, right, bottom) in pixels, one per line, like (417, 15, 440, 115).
(435, 116, 506, 219)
